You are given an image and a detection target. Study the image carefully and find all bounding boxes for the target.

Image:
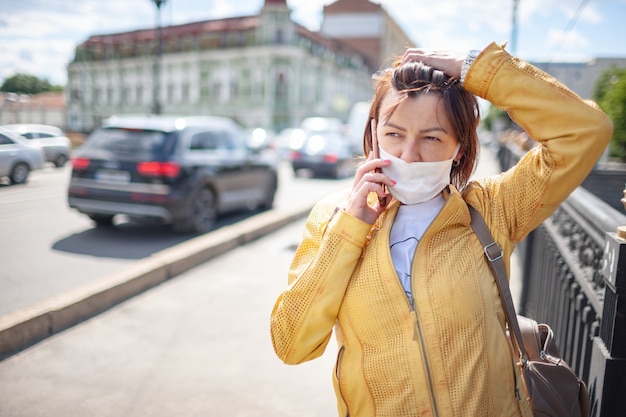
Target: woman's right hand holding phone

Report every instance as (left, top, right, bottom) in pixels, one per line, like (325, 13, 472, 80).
(343, 120, 394, 224)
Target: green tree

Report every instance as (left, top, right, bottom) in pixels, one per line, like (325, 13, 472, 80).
(593, 66, 626, 161)
(0, 73, 62, 94)
(482, 104, 508, 132)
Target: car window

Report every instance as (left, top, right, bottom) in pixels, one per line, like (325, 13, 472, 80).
(188, 128, 244, 152)
(189, 131, 220, 150)
(0, 133, 14, 145)
(82, 127, 176, 158)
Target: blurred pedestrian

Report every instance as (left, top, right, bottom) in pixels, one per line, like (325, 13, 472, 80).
(270, 42, 612, 416)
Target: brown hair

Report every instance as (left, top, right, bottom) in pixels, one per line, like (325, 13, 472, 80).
(363, 60, 480, 189)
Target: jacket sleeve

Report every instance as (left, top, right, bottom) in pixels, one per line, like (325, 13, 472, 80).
(270, 196, 372, 364)
(463, 42, 613, 243)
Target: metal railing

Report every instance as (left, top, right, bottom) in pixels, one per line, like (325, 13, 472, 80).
(496, 142, 626, 417)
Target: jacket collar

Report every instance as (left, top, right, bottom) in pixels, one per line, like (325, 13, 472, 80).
(384, 185, 472, 229)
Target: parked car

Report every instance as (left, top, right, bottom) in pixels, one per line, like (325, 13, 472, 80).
(270, 127, 306, 160)
(0, 126, 45, 184)
(67, 115, 278, 233)
(291, 117, 357, 179)
(2, 124, 71, 167)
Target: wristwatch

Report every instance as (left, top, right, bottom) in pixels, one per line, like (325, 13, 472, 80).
(460, 49, 480, 84)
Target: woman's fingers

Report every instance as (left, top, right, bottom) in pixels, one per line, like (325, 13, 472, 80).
(401, 48, 465, 79)
(345, 158, 393, 223)
(354, 159, 393, 187)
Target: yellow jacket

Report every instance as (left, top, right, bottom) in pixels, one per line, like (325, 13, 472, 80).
(270, 42, 613, 417)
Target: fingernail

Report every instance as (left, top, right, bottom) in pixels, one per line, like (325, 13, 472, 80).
(391, 179, 397, 185)
(384, 159, 391, 164)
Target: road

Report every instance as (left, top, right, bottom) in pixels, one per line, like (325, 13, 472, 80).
(0, 218, 339, 417)
(0, 161, 353, 316)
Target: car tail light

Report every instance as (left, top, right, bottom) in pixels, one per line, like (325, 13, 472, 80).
(291, 150, 301, 160)
(137, 161, 181, 178)
(71, 157, 90, 170)
(324, 154, 339, 163)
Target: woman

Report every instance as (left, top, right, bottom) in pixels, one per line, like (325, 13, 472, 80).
(270, 42, 612, 416)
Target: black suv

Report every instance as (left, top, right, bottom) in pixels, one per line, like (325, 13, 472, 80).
(68, 115, 278, 233)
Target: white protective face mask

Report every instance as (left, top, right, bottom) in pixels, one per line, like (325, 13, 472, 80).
(379, 143, 461, 205)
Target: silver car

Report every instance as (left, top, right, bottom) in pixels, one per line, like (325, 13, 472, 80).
(0, 127, 45, 184)
(2, 124, 71, 167)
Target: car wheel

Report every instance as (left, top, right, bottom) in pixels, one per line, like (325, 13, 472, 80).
(9, 163, 30, 184)
(54, 154, 68, 168)
(173, 187, 217, 233)
(89, 214, 114, 228)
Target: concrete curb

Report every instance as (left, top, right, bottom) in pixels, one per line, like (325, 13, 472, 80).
(0, 202, 313, 359)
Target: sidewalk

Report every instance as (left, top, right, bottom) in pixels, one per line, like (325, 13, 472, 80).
(0, 145, 521, 416)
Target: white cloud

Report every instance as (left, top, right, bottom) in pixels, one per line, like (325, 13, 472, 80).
(381, 0, 513, 49)
(547, 28, 591, 54)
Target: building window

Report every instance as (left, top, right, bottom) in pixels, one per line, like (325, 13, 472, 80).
(182, 83, 190, 102)
(316, 73, 323, 103)
(168, 83, 175, 102)
(237, 32, 246, 46)
(276, 72, 287, 100)
(251, 69, 264, 102)
(275, 29, 284, 45)
(230, 77, 239, 100)
(212, 82, 222, 102)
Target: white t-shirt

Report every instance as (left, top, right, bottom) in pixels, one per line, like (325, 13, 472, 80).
(389, 195, 445, 300)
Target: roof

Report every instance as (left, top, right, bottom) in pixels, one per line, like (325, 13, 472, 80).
(76, 7, 368, 67)
(324, 0, 382, 13)
(81, 15, 259, 47)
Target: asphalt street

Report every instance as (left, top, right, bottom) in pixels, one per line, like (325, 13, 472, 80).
(0, 219, 338, 417)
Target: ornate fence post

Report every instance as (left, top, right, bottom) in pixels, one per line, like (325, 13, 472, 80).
(587, 188, 626, 416)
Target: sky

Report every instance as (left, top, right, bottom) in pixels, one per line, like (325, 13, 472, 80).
(1, 0, 625, 86)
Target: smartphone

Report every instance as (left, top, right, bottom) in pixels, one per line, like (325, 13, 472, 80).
(371, 130, 387, 208)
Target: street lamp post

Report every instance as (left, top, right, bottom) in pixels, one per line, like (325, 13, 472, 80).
(511, 0, 519, 55)
(152, 0, 166, 115)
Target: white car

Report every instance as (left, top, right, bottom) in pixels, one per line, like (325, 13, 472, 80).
(0, 127, 45, 184)
(2, 124, 71, 167)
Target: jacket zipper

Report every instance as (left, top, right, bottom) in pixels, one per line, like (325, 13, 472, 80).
(409, 296, 441, 417)
(410, 300, 440, 417)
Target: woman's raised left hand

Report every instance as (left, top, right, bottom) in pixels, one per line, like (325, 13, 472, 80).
(401, 48, 466, 79)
